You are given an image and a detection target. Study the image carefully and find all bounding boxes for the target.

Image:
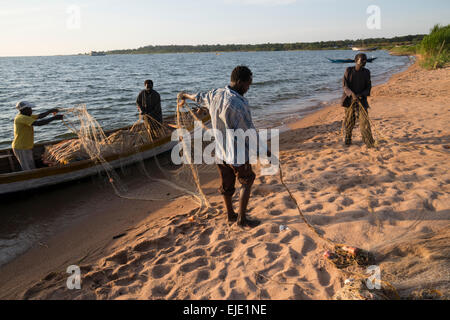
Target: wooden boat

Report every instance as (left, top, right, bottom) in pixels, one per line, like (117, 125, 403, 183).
(0, 109, 210, 195)
(327, 57, 377, 64)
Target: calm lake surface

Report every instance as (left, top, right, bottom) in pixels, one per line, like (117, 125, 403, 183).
(0, 50, 412, 149)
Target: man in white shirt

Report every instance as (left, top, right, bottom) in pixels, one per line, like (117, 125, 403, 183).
(178, 66, 260, 228)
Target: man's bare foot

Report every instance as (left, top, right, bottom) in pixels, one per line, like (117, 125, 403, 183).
(228, 212, 238, 223)
(237, 218, 261, 228)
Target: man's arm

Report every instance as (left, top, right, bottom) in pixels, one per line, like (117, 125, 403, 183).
(136, 91, 144, 114)
(359, 69, 372, 98)
(178, 90, 216, 108)
(37, 108, 59, 119)
(177, 92, 197, 106)
(155, 93, 163, 123)
(33, 115, 63, 126)
(343, 68, 358, 100)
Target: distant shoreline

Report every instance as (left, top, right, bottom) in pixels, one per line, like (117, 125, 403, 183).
(90, 34, 424, 56)
(0, 43, 421, 59)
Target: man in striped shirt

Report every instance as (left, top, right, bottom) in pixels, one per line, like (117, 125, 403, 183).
(178, 66, 261, 228)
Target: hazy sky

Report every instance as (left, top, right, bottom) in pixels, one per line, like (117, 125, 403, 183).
(1, 0, 449, 56)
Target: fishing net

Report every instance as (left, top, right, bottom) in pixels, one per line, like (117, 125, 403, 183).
(43, 106, 171, 166)
(41, 104, 215, 210)
(323, 245, 375, 269)
(332, 278, 395, 300)
(343, 101, 375, 148)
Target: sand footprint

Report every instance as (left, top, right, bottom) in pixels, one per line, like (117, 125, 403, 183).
(298, 235, 317, 257)
(195, 269, 210, 283)
(104, 250, 128, 265)
(133, 236, 171, 252)
(151, 264, 172, 279)
(196, 227, 214, 245)
(304, 204, 323, 213)
(269, 209, 283, 216)
(279, 228, 300, 244)
(211, 240, 235, 257)
(179, 257, 209, 273)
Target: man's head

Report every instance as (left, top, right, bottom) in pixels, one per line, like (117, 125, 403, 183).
(230, 66, 253, 96)
(355, 53, 367, 67)
(144, 80, 153, 91)
(16, 101, 34, 116)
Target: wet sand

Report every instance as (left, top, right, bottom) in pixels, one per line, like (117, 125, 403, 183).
(0, 62, 449, 300)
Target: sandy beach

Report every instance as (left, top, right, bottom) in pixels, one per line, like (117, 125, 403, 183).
(0, 61, 449, 300)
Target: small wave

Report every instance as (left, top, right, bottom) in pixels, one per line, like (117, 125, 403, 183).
(252, 78, 300, 87)
(314, 86, 333, 92)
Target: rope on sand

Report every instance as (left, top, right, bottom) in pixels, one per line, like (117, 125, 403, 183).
(279, 163, 400, 299)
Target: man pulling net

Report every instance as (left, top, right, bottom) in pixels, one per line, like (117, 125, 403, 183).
(341, 53, 376, 148)
(178, 66, 262, 228)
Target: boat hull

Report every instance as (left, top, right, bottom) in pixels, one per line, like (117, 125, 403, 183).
(0, 118, 211, 195)
(0, 140, 176, 195)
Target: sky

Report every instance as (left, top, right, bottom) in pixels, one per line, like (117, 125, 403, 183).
(0, 0, 449, 57)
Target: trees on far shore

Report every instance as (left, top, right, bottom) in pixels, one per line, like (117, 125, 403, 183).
(102, 34, 425, 55)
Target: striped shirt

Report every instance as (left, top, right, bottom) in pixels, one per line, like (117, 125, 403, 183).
(195, 86, 256, 166)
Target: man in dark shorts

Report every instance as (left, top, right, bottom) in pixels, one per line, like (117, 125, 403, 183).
(136, 80, 163, 126)
(178, 66, 261, 228)
(341, 53, 375, 148)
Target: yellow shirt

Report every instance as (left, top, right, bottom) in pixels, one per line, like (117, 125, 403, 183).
(12, 114, 39, 150)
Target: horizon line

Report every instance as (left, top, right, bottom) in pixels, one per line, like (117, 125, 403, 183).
(0, 33, 425, 58)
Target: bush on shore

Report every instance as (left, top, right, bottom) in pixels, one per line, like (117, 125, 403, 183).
(419, 24, 449, 69)
(389, 44, 418, 56)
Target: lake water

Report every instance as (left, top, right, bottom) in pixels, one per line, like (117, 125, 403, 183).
(0, 50, 412, 149)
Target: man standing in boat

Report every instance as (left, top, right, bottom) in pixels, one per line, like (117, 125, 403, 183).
(12, 101, 63, 171)
(341, 53, 375, 148)
(136, 80, 163, 133)
(177, 66, 261, 228)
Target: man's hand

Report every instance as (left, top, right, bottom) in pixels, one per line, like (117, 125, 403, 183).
(177, 92, 186, 107)
(38, 108, 60, 119)
(351, 92, 358, 101)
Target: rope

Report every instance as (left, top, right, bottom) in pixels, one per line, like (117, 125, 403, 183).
(279, 164, 338, 247)
(279, 161, 401, 299)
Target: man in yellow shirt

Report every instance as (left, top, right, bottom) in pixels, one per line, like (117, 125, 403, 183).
(13, 101, 63, 171)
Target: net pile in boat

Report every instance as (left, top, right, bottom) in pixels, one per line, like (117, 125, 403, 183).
(43, 106, 170, 166)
